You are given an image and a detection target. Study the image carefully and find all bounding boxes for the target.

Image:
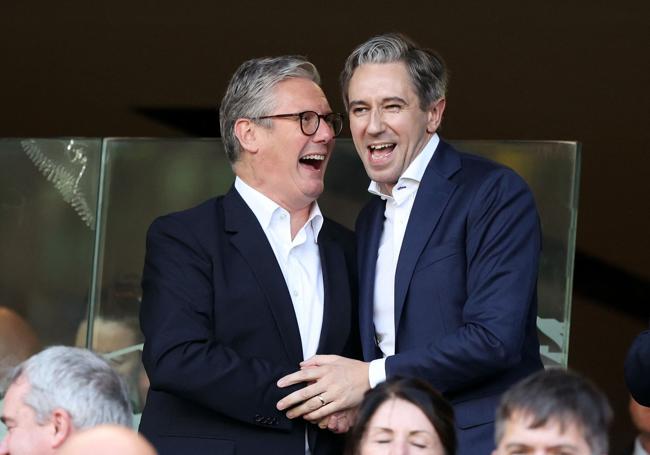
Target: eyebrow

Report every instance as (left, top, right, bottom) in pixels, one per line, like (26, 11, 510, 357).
(348, 97, 409, 107)
(370, 426, 433, 436)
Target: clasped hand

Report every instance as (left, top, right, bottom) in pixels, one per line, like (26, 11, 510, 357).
(276, 355, 369, 432)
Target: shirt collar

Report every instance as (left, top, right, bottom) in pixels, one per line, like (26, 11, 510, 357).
(234, 177, 323, 242)
(368, 133, 440, 198)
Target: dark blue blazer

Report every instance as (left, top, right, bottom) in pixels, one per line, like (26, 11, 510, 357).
(625, 329, 650, 407)
(356, 140, 543, 454)
(139, 187, 359, 455)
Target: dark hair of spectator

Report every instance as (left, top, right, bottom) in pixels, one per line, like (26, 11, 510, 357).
(345, 377, 456, 455)
(495, 368, 612, 454)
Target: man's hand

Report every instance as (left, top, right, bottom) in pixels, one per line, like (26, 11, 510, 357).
(276, 355, 369, 422)
(317, 408, 357, 433)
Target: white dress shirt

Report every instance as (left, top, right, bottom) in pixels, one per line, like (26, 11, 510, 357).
(235, 177, 324, 361)
(367, 134, 440, 387)
(634, 437, 650, 455)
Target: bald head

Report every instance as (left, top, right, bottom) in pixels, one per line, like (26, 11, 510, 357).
(59, 425, 157, 455)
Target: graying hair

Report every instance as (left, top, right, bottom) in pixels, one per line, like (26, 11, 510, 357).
(219, 56, 321, 163)
(495, 369, 612, 455)
(340, 32, 448, 111)
(6, 346, 132, 429)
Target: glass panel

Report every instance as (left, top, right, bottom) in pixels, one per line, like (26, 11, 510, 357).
(0, 138, 101, 383)
(0, 137, 573, 431)
(91, 139, 233, 418)
(451, 140, 581, 367)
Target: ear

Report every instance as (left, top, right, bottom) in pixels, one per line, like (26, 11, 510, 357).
(425, 98, 446, 134)
(234, 118, 260, 155)
(50, 408, 74, 448)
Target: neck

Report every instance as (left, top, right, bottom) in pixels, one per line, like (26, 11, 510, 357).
(235, 171, 314, 239)
(289, 206, 311, 239)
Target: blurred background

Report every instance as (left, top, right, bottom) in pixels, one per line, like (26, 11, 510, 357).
(1, 1, 648, 451)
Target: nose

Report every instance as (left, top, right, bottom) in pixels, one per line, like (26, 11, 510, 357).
(311, 117, 335, 143)
(389, 439, 409, 455)
(366, 108, 385, 135)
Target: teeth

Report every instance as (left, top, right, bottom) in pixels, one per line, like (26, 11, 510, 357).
(300, 154, 325, 161)
(369, 144, 395, 151)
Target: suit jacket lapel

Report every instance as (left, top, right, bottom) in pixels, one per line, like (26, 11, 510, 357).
(357, 198, 385, 360)
(316, 227, 350, 355)
(394, 142, 461, 332)
(223, 188, 304, 365)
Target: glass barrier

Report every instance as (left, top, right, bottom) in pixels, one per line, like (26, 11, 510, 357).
(0, 138, 102, 436)
(452, 140, 581, 367)
(0, 137, 580, 429)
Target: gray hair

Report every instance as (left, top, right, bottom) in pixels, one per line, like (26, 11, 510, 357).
(340, 32, 448, 111)
(495, 369, 612, 455)
(219, 56, 321, 163)
(6, 346, 132, 429)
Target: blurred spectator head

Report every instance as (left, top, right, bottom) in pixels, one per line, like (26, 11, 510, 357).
(59, 425, 156, 455)
(346, 377, 456, 455)
(75, 316, 148, 412)
(0, 307, 40, 388)
(494, 369, 612, 455)
(0, 346, 132, 455)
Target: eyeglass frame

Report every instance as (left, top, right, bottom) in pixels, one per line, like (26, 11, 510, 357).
(249, 111, 345, 137)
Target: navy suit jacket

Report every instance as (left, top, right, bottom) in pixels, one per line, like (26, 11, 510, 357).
(139, 188, 359, 455)
(625, 329, 650, 407)
(356, 140, 543, 453)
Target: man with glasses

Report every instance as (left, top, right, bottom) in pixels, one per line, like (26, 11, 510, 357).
(276, 33, 543, 455)
(138, 56, 359, 455)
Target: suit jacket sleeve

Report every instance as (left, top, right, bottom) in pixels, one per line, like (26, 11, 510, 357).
(386, 168, 541, 394)
(140, 214, 301, 430)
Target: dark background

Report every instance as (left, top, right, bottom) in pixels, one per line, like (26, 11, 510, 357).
(1, 1, 648, 451)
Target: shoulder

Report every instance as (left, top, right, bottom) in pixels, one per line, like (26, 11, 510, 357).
(148, 196, 224, 239)
(449, 145, 529, 191)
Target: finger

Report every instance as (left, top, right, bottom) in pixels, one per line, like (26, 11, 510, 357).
(299, 354, 337, 368)
(286, 395, 327, 419)
(277, 367, 326, 388)
(277, 383, 324, 411)
(303, 400, 345, 422)
(317, 415, 331, 430)
(326, 413, 343, 432)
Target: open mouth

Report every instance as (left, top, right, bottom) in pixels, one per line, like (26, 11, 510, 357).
(368, 143, 396, 161)
(299, 153, 326, 171)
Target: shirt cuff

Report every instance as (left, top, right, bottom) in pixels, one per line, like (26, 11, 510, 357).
(368, 357, 388, 388)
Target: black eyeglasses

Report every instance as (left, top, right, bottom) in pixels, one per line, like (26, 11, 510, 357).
(251, 111, 344, 137)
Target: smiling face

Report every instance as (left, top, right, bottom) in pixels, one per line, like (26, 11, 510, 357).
(236, 76, 335, 212)
(359, 398, 444, 455)
(493, 412, 593, 455)
(0, 377, 54, 455)
(347, 62, 445, 194)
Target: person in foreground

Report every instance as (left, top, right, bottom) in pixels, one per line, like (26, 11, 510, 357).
(277, 32, 543, 455)
(0, 346, 132, 455)
(625, 396, 650, 455)
(138, 55, 359, 454)
(59, 425, 156, 455)
(346, 377, 455, 455)
(625, 329, 650, 408)
(492, 368, 612, 455)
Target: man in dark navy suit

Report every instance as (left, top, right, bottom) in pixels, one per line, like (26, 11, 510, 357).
(277, 33, 543, 455)
(138, 56, 359, 455)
